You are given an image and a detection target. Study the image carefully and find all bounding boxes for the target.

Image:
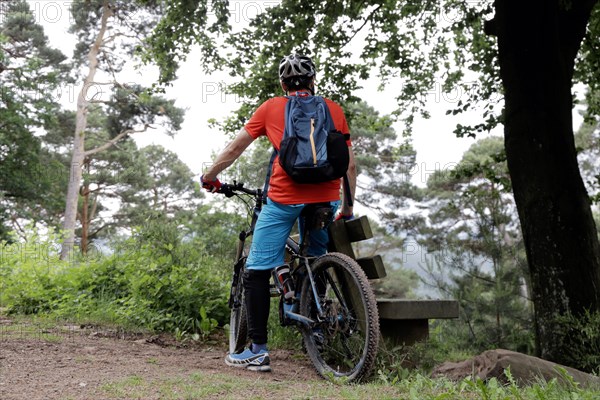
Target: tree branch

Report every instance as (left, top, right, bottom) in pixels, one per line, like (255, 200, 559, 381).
(88, 223, 114, 241)
(342, 4, 383, 47)
(83, 124, 153, 157)
(91, 81, 119, 86)
(103, 32, 141, 45)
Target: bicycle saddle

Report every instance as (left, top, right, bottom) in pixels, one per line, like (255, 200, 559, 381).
(301, 203, 334, 231)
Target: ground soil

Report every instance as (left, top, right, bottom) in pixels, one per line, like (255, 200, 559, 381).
(0, 318, 319, 400)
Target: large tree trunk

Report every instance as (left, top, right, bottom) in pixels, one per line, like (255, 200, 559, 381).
(61, 1, 112, 259)
(493, 0, 600, 366)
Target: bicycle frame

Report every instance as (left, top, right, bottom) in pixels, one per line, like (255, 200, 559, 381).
(223, 182, 328, 329)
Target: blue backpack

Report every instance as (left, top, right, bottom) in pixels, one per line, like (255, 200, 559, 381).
(278, 94, 349, 184)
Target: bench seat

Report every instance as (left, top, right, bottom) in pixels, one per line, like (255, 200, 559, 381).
(377, 299, 459, 345)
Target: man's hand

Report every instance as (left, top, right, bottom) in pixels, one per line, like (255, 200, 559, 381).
(201, 175, 222, 193)
(335, 213, 354, 221)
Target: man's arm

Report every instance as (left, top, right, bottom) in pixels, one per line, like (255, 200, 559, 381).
(341, 148, 356, 216)
(203, 127, 255, 180)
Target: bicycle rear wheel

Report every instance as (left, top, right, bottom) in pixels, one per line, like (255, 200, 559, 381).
(299, 253, 379, 382)
(229, 244, 248, 354)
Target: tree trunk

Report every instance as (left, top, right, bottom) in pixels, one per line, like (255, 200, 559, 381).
(81, 182, 89, 256)
(494, 0, 600, 366)
(61, 1, 112, 259)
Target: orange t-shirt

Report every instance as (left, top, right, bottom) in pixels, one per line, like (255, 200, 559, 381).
(245, 95, 351, 205)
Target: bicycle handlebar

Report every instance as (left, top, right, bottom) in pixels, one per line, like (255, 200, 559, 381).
(217, 181, 260, 198)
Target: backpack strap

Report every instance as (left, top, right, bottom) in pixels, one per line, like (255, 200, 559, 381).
(320, 98, 354, 208)
(319, 96, 336, 133)
(262, 149, 278, 203)
(267, 94, 295, 201)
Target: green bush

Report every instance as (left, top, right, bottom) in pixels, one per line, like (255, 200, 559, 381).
(0, 223, 231, 336)
(554, 310, 600, 373)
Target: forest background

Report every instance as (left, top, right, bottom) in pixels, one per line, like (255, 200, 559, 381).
(1, 0, 600, 383)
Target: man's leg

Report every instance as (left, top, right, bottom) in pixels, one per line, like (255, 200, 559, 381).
(242, 268, 271, 346)
(245, 199, 303, 345)
(226, 199, 303, 370)
(225, 268, 272, 372)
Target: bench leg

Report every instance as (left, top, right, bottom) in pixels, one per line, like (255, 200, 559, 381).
(379, 319, 429, 346)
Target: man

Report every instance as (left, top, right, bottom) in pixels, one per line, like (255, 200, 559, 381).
(201, 54, 356, 372)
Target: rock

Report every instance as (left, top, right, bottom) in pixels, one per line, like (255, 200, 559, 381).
(431, 349, 600, 388)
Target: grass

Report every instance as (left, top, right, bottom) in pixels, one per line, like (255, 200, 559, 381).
(96, 369, 600, 400)
(0, 320, 68, 343)
(101, 375, 146, 398)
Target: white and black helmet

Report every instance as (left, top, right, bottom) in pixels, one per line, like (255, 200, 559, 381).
(279, 54, 316, 80)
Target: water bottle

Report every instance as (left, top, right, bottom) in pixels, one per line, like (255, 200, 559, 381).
(274, 265, 295, 303)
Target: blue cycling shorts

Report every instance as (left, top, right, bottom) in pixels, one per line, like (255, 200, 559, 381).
(245, 198, 340, 271)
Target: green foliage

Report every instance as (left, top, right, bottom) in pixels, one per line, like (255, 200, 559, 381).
(575, 4, 600, 122)
(372, 367, 600, 400)
(371, 267, 420, 299)
(0, 0, 69, 238)
(354, 222, 421, 299)
(376, 322, 478, 384)
(43, 104, 198, 248)
(57, 0, 190, 254)
(106, 85, 185, 137)
(225, 139, 273, 189)
(70, 0, 163, 71)
(346, 102, 422, 231)
(552, 310, 600, 373)
(116, 144, 203, 229)
(183, 205, 246, 263)
(419, 136, 534, 353)
(0, 221, 232, 335)
(143, 1, 506, 137)
(137, 0, 229, 85)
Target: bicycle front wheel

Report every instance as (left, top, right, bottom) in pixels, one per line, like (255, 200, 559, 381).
(229, 281, 247, 354)
(299, 253, 380, 382)
(229, 243, 248, 354)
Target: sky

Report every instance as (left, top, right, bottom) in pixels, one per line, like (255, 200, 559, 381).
(29, 0, 504, 190)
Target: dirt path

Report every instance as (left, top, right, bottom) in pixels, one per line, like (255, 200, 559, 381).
(0, 319, 321, 400)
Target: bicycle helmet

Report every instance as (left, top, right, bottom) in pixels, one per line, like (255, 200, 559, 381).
(278, 54, 316, 80)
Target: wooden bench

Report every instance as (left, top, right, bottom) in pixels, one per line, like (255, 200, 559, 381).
(328, 216, 387, 279)
(328, 217, 459, 345)
(378, 299, 459, 345)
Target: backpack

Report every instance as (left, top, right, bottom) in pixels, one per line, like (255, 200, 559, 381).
(278, 94, 349, 184)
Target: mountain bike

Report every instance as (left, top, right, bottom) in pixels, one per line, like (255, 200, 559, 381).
(220, 181, 379, 382)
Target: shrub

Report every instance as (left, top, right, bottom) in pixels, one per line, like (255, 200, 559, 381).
(1, 222, 232, 336)
(553, 310, 600, 373)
